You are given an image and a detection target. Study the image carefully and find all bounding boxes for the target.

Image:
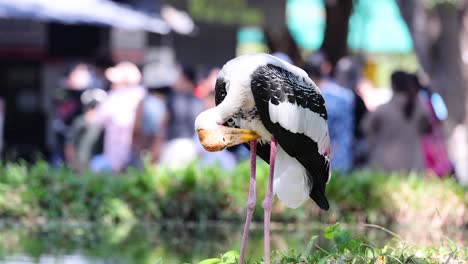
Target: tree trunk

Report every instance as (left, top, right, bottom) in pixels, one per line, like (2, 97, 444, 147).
(431, 4, 466, 125)
(397, 0, 468, 183)
(397, 0, 466, 124)
(321, 0, 354, 68)
(264, 27, 305, 67)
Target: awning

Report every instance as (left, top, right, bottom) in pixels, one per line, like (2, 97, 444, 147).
(0, 0, 195, 35)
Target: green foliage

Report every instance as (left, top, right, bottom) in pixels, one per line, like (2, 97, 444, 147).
(97, 198, 136, 224)
(0, 160, 465, 226)
(324, 170, 467, 226)
(201, 223, 467, 264)
(198, 250, 240, 264)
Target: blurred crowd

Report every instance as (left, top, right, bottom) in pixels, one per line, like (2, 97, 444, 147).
(51, 52, 455, 179)
(51, 59, 245, 174)
(303, 51, 454, 178)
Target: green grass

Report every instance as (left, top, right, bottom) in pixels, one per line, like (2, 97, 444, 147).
(198, 223, 467, 264)
(0, 160, 466, 227)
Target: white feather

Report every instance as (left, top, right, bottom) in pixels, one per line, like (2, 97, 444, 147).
(273, 145, 310, 208)
(268, 101, 329, 155)
(194, 108, 223, 130)
(218, 53, 321, 96)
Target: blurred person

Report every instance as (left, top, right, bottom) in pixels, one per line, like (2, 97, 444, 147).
(447, 123, 468, 185)
(93, 54, 115, 91)
(416, 71, 448, 122)
(51, 63, 94, 165)
(159, 66, 203, 168)
(193, 90, 237, 171)
(362, 71, 430, 173)
(409, 74, 453, 178)
(355, 78, 391, 111)
(129, 83, 171, 169)
(272, 52, 293, 64)
(166, 65, 204, 140)
(305, 52, 355, 173)
(92, 62, 145, 173)
(306, 51, 333, 79)
(65, 89, 106, 172)
(194, 67, 220, 99)
(334, 56, 369, 168)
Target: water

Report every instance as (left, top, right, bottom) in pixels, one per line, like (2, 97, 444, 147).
(0, 221, 464, 264)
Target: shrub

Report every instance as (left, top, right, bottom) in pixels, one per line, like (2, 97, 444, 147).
(0, 160, 465, 227)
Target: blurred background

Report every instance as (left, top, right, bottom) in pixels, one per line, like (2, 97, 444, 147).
(0, 0, 466, 263)
(0, 0, 467, 180)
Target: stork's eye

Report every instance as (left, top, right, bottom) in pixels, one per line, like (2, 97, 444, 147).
(222, 137, 226, 142)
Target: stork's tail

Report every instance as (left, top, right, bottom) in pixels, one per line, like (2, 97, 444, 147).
(309, 159, 330, 211)
(310, 188, 329, 210)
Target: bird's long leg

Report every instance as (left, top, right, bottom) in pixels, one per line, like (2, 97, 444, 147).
(262, 137, 276, 264)
(239, 140, 257, 264)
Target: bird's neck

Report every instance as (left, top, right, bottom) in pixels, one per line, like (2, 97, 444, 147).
(217, 86, 244, 119)
(195, 107, 224, 130)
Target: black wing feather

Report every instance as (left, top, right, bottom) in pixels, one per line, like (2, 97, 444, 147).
(250, 64, 330, 210)
(214, 77, 227, 106)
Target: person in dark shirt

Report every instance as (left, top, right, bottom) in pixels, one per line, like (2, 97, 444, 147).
(334, 56, 369, 168)
(65, 89, 106, 172)
(52, 63, 94, 165)
(157, 66, 203, 168)
(166, 66, 203, 140)
(130, 84, 170, 169)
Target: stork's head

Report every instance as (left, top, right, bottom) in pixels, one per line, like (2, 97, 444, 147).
(195, 108, 260, 152)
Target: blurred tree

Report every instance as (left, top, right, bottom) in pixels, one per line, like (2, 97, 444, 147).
(396, 0, 467, 125)
(321, 0, 354, 67)
(396, 0, 468, 182)
(264, 27, 304, 66)
(266, 0, 354, 68)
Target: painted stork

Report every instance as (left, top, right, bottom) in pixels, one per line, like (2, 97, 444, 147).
(195, 53, 331, 264)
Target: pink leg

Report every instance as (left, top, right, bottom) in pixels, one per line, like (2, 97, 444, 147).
(239, 140, 257, 264)
(262, 137, 276, 264)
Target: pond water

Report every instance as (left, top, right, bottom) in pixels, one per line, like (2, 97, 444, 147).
(0, 221, 465, 264)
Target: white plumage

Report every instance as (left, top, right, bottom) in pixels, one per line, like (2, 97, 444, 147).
(273, 145, 310, 208)
(268, 101, 330, 155)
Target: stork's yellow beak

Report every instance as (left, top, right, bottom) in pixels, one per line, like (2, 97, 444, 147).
(197, 127, 260, 152)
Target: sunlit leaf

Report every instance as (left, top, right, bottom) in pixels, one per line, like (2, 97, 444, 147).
(198, 258, 222, 264)
(324, 222, 340, 240)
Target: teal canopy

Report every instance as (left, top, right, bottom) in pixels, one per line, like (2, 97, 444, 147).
(237, 27, 265, 44)
(287, 0, 413, 53)
(348, 0, 413, 53)
(287, 0, 325, 51)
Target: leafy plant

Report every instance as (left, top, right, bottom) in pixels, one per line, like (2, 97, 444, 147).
(199, 250, 240, 264)
(200, 223, 467, 264)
